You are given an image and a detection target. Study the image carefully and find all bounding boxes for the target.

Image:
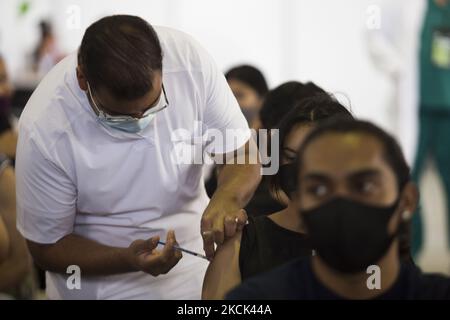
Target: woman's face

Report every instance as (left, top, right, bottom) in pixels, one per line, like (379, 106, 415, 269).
(228, 79, 263, 126)
(281, 123, 314, 165)
(275, 123, 314, 206)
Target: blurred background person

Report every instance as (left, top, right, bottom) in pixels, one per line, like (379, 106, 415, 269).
(0, 155, 10, 264)
(32, 20, 63, 78)
(0, 55, 17, 160)
(202, 96, 353, 299)
(225, 65, 268, 129)
(244, 81, 327, 217)
(412, 0, 450, 258)
(0, 153, 36, 300)
(367, 0, 450, 261)
(204, 65, 268, 197)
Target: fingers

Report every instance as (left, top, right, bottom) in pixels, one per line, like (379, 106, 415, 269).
(160, 230, 182, 266)
(162, 230, 182, 260)
(202, 208, 248, 259)
(224, 215, 237, 239)
(202, 231, 215, 260)
(225, 209, 248, 236)
(132, 236, 160, 255)
(236, 209, 248, 232)
(212, 217, 225, 246)
(201, 215, 215, 260)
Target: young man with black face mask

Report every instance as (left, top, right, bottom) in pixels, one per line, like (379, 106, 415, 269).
(227, 119, 450, 300)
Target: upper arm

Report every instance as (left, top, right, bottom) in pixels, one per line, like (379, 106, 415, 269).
(0, 163, 14, 263)
(15, 132, 76, 245)
(0, 166, 29, 264)
(0, 216, 9, 263)
(202, 232, 242, 300)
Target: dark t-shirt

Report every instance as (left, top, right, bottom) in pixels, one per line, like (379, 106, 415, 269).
(239, 216, 312, 281)
(227, 258, 450, 300)
(244, 177, 286, 217)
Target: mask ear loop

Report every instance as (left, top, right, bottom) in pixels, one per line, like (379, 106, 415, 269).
(391, 188, 414, 260)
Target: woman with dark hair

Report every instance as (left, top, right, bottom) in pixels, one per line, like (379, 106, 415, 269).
(225, 65, 268, 129)
(243, 81, 328, 217)
(202, 96, 354, 299)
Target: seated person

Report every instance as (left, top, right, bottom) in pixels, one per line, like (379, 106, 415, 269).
(202, 96, 353, 299)
(245, 81, 329, 217)
(225, 65, 268, 129)
(227, 119, 450, 300)
(0, 55, 18, 159)
(0, 155, 10, 262)
(0, 153, 35, 299)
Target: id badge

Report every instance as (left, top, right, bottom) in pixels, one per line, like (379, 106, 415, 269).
(432, 27, 450, 69)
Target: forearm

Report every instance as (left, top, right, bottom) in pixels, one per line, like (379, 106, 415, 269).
(215, 163, 261, 207)
(27, 233, 135, 276)
(202, 232, 242, 300)
(214, 140, 261, 207)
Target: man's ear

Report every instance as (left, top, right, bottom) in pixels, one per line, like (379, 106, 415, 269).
(398, 181, 419, 221)
(76, 66, 88, 91)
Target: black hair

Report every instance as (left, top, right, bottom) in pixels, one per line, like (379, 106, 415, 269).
(225, 65, 268, 97)
(78, 15, 162, 100)
(270, 95, 354, 201)
(295, 118, 410, 191)
(259, 81, 327, 129)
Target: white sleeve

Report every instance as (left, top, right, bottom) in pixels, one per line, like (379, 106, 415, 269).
(15, 131, 77, 244)
(198, 44, 251, 155)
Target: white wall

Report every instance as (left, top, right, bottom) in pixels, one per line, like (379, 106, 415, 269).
(0, 0, 390, 128)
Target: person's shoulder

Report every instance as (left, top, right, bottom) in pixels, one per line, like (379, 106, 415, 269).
(153, 26, 196, 44)
(416, 272, 450, 299)
(402, 263, 450, 299)
(226, 258, 308, 300)
(153, 25, 213, 73)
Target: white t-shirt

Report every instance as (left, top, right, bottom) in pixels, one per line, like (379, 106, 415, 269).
(15, 26, 250, 300)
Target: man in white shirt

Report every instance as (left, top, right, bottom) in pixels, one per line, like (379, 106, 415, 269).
(15, 15, 261, 299)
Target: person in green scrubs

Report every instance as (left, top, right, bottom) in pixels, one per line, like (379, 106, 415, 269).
(413, 0, 450, 256)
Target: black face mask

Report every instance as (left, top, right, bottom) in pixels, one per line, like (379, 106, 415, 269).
(301, 197, 400, 274)
(277, 163, 297, 198)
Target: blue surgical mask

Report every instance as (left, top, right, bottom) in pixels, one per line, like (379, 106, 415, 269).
(87, 83, 168, 133)
(101, 114, 156, 133)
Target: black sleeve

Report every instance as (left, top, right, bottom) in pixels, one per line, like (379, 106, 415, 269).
(239, 217, 257, 280)
(225, 280, 270, 300)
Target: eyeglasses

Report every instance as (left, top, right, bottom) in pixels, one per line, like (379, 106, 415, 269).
(87, 82, 169, 122)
